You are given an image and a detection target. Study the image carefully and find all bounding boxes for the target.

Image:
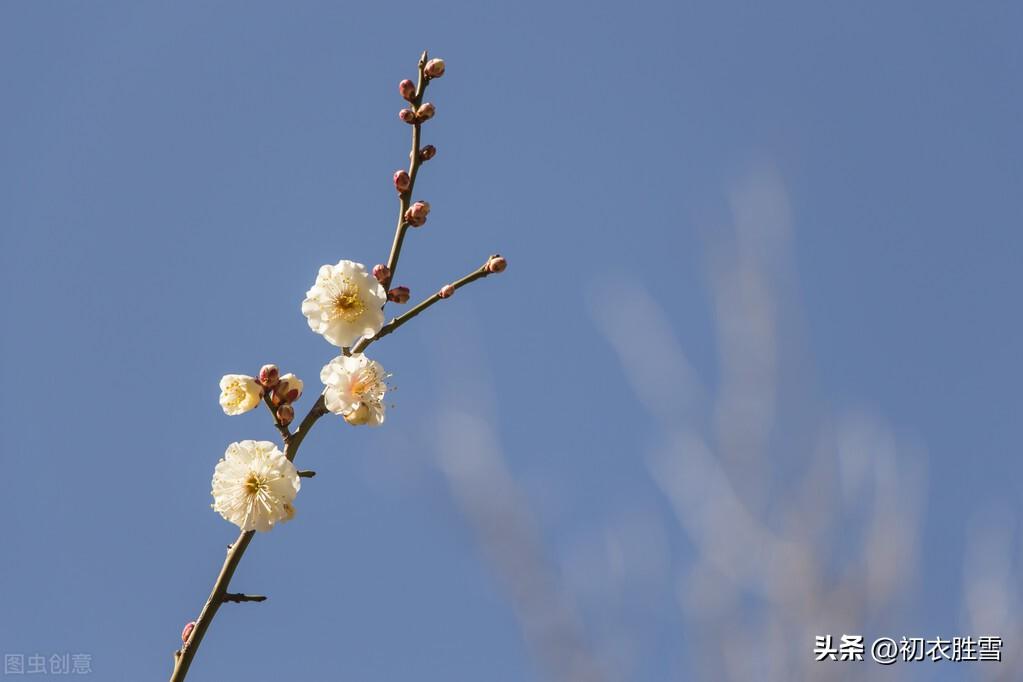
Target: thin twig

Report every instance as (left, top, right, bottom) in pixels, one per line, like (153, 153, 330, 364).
(383, 49, 431, 291)
(353, 259, 497, 354)
(262, 393, 293, 444)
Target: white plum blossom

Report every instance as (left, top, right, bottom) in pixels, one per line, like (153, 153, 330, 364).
(219, 375, 263, 415)
(211, 440, 300, 532)
(321, 354, 389, 426)
(302, 260, 387, 348)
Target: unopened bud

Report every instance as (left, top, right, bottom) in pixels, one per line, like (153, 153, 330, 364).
(416, 102, 435, 122)
(182, 622, 196, 644)
(486, 255, 507, 273)
(405, 201, 430, 227)
(274, 374, 303, 404)
(388, 286, 410, 304)
(258, 364, 280, 388)
(344, 403, 372, 426)
(424, 58, 446, 78)
(398, 79, 416, 101)
(398, 108, 416, 124)
(393, 169, 411, 192)
(419, 144, 436, 162)
(372, 264, 391, 284)
(276, 403, 295, 426)
(438, 284, 455, 299)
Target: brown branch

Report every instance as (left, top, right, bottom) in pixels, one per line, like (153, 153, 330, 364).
(170, 51, 505, 682)
(170, 396, 329, 681)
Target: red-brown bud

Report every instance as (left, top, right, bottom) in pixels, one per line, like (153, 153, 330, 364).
(398, 108, 417, 124)
(419, 144, 436, 162)
(273, 374, 303, 404)
(276, 403, 295, 426)
(393, 169, 411, 193)
(258, 364, 280, 389)
(372, 264, 391, 284)
(416, 102, 435, 122)
(424, 58, 446, 78)
(182, 622, 196, 644)
(387, 286, 410, 304)
(486, 255, 507, 273)
(438, 284, 455, 299)
(398, 79, 415, 101)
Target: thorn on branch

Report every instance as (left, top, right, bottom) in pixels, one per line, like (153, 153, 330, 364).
(222, 593, 267, 604)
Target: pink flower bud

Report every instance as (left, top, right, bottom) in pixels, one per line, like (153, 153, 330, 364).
(393, 169, 411, 193)
(258, 364, 280, 388)
(419, 144, 436, 162)
(486, 255, 507, 273)
(372, 264, 391, 284)
(438, 284, 455, 299)
(416, 102, 435, 122)
(398, 108, 416, 124)
(405, 201, 430, 227)
(388, 286, 410, 304)
(182, 622, 195, 644)
(398, 79, 416, 101)
(424, 58, 446, 78)
(276, 403, 295, 426)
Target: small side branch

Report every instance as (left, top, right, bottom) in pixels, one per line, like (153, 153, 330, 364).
(353, 257, 501, 354)
(297, 470, 316, 478)
(222, 593, 267, 604)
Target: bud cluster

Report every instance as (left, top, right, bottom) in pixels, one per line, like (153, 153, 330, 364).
(258, 364, 304, 426)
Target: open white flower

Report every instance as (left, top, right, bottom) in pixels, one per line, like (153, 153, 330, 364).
(321, 354, 389, 426)
(211, 440, 301, 532)
(302, 260, 387, 348)
(219, 375, 263, 415)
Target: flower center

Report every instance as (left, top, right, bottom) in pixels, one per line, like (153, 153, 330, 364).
(350, 366, 382, 400)
(224, 383, 245, 408)
(244, 473, 269, 496)
(327, 276, 366, 323)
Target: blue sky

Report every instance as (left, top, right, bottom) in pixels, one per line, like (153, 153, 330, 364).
(1, 2, 1021, 680)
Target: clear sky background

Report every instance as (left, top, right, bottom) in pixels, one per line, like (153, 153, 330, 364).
(1, 2, 1021, 681)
